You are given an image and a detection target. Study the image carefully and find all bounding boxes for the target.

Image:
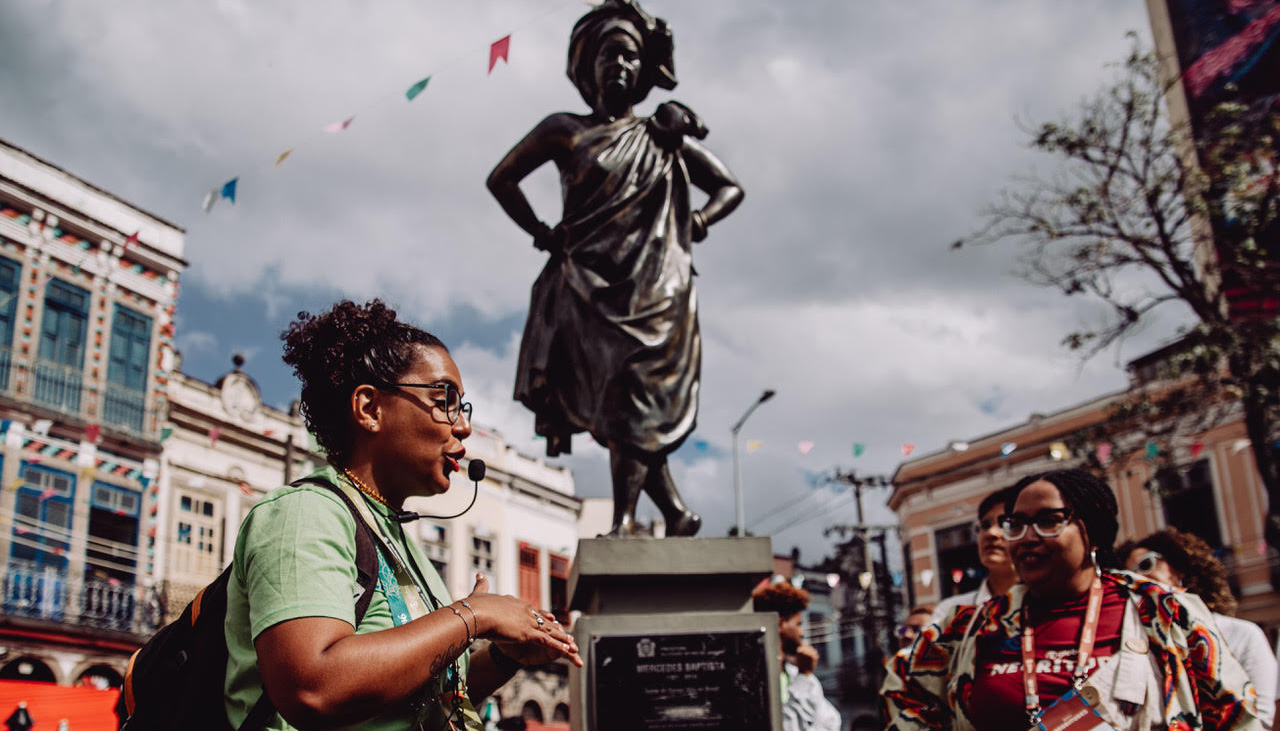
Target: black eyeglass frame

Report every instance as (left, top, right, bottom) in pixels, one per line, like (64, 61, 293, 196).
(379, 381, 473, 425)
(998, 508, 1075, 541)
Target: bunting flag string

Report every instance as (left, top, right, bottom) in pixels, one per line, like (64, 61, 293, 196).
(195, 0, 587, 214)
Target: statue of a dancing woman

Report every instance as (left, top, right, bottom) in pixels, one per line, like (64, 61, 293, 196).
(487, 0, 743, 537)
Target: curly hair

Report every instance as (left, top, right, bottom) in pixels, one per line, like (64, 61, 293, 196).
(1008, 468, 1121, 569)
(281, 299, 445, 465)
(1136, 528, 1238, 615)
(752, 581, 810, 618)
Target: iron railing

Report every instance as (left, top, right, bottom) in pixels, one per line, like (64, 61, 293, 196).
(103, 384, 146, 435)
(0, 347, 158, 441)
(2, 559, 160, 635)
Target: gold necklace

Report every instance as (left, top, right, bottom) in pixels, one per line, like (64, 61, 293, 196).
(343, 468, 389, 508)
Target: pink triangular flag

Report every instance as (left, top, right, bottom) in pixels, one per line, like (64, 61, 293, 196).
(322, 116, 356, 133)
(489, 35, 511, 74)
(901, 443, 915, 456)
(1096, 443, 1113, 464)
(797, 441, 815, 455)
(209, 426, 221, 445)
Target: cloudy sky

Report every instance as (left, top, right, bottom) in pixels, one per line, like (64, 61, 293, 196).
(1, 0, 1187, 564)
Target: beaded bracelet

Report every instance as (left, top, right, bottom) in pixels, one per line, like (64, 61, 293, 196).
(459, 599, 479, 634)
(448, 604, 473, 645)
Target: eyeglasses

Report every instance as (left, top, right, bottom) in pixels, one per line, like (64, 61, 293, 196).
(380, 381, 473, 425)
(1131, 551, 1162, 574)
(998, 508, 1074, 541)
(972, 517, 999, 537)
(895, 623, 927, 638)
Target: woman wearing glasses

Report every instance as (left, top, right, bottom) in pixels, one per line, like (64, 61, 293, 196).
(222, 300, 582, 731)
(883, 468, 1258, 730)
(1121, 528, 1276, 729)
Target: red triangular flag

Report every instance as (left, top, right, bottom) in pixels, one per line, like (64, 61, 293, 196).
(85, 423, 101, 443)
(1190, 442, 1205, 458)
(124, 231, 140, 247)
(239, 481, 254, 496)
(901, 443, 915, 456)
(489, 35, 510, 74)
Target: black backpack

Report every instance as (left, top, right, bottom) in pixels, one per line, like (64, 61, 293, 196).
(116, 478, 381, 731)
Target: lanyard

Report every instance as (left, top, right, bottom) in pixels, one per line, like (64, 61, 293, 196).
(1021, 575, 1104, 724)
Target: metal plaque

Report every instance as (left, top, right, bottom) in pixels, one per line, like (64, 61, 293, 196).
(590, 629, 770, 731)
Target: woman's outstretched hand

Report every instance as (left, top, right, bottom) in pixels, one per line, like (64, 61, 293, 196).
(465, 573, 583, 667)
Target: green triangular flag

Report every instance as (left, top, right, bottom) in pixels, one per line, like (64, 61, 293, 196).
(406, 76, 431, 101)
(160, 427, 174, 442)
(852, 442, 865, 457)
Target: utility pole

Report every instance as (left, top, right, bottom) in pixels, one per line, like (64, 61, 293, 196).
(819, 468, 894, 689)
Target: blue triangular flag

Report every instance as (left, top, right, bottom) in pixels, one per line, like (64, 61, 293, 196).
(221, 177, 239, 204)
(694, 439, 709, 453)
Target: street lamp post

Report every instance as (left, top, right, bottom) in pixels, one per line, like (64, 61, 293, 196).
(730, 389, 776, 537)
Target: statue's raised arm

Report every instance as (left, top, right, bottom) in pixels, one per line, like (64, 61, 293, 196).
(487, 0, 743, 538)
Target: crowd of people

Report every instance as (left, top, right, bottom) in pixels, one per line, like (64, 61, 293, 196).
(880, 468, 1274, 731)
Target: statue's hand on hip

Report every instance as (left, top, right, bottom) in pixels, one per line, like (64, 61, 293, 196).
(534, 222, 568, 256)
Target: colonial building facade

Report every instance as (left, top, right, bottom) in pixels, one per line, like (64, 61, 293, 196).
(0, 138, 185, 688)
(889, 348, 1278, 631)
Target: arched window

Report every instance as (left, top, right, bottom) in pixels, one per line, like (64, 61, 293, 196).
(76, 663, 123, 689)
(553, 703, 570, 723)
(521, 700, 544, 723)
(0, 657, 56, 683)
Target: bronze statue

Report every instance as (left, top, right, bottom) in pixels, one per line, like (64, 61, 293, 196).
(487, 0, 743, 537)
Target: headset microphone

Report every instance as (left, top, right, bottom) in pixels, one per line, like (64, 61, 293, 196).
(394, 458, 486, 523)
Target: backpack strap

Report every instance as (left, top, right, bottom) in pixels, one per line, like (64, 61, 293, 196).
(235, 475, 382, 731)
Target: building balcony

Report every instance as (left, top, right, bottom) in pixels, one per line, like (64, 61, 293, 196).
(2, 559, 160, 636)
(0, 346, 158, 442)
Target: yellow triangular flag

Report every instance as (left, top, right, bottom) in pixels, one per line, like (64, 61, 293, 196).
(7, 476, 23, 489)
(275, 149, 294, 167)
(746, 440, 763, 454)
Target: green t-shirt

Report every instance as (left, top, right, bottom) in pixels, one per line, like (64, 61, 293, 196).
(224, 465, 469, 731)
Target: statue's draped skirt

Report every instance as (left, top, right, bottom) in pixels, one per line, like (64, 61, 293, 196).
(515, 117, 699, 457)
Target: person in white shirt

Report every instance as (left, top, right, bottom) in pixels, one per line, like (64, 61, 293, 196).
(1122, 527, 1277, 730)
(930, 486, 1020, 624)
(752, 581, 842, 731)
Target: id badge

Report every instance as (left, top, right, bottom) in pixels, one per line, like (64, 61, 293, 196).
(1034, 688, 1118, 731)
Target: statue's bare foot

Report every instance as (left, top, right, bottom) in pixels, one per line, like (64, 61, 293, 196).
(602, 521, 639, 538)
(666, 510, 701, 537)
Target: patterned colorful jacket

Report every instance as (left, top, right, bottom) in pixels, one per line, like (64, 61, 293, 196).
(881, 571, 1259, 730)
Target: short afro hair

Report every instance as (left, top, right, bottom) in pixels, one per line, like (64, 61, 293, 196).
(1008, 469, 1120, 569)
(281, 299, 445, 465)
(752, 581, 810, 618)
(1136, 528, 1237, 615)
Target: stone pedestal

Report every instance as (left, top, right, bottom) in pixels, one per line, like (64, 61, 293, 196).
(568, 537, 781, 731)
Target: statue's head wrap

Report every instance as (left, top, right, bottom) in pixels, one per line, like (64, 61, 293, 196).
(567, 0, 677, 109)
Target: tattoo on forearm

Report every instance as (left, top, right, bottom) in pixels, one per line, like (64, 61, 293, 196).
(427, 639, 470, 680)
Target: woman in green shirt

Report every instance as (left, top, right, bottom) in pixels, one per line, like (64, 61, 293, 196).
(224, 299, 581, 731)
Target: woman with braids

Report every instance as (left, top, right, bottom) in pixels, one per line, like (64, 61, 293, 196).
(883, 468, 1259, 730)
(222, 300, 581, 731)
(1121, 528, 1277, 728)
